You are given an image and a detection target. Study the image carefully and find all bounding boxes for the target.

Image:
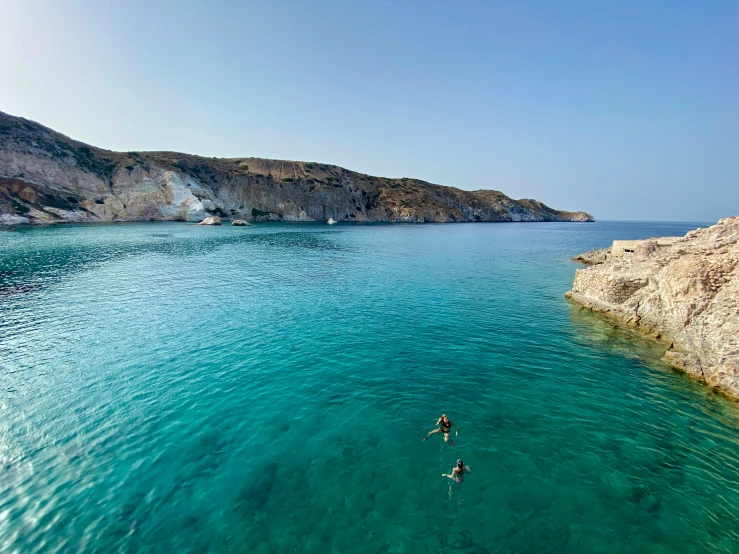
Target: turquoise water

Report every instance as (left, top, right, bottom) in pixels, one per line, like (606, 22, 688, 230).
(1, 221, 738, 553)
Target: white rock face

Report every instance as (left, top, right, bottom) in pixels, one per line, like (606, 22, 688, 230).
(184, 197, 206, 222)
(200, 199, 216, 212)
(43, 207, 91, 222)
(0, 213, 29, 225)
(566, 217, 739, 399)
(158, 171, 206, 221)
(1, 138, 211, 224)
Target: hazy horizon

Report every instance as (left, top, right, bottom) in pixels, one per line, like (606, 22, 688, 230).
(2, 1, 737, 222)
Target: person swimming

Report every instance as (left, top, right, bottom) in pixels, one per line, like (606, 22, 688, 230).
(443, 459, 470, 483)
(443, 459, 471, 498)
(423, 414, 458, 444)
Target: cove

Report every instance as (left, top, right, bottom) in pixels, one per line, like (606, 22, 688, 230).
(1, 221, 737, 553)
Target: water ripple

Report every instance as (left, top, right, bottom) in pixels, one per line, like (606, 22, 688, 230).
(1, 221, 738, 553)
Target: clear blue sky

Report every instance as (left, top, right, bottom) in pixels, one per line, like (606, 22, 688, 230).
(2, 1, 737, 221)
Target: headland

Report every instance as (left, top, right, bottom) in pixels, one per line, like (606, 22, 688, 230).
(0, 111, 593, 226)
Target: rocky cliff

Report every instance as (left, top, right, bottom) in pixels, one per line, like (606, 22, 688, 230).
(566, 217, 739, 399)
(0, 111, 593, 225)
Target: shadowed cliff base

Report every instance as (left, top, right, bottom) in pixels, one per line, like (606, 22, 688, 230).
(566, 216, 739, 400)
(0, 111, 593, 226)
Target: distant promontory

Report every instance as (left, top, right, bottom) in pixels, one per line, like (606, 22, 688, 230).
(0, 111, 593, 226)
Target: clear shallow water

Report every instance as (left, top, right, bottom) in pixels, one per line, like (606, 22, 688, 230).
(1, 220, 738, 553)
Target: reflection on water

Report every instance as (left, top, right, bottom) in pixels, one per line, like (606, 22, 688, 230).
(0, 224, 347, 297)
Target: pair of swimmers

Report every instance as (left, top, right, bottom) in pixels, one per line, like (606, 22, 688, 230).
(423, 414, 471, 494)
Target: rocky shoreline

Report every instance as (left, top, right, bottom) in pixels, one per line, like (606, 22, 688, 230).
(566, 217, 739, 399)
(0, 111, 593, 226)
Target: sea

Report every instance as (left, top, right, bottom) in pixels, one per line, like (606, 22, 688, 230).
(1, 220, 737, 553)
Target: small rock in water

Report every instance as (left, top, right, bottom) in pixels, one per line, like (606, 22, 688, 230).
(198, 216, 222, 226)
(231, 219, 251, 226)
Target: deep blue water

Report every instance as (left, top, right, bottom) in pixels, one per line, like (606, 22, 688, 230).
(1, 220, 738, 553)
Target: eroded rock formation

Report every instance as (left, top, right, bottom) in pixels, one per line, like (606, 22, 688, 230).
(198, 216, 222, 226)
(566, 217, 739, 399)
(572, 247, 611, 265)
(0, 111, 593, 225)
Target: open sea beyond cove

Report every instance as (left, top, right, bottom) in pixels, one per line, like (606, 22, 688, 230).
(2, 220, 739, 553)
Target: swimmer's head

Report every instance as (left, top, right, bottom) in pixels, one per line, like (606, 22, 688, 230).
(441, 414, 448, 420)
(457, 459, 463, 468)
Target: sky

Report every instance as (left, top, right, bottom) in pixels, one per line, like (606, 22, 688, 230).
(1, 0, 737, 221)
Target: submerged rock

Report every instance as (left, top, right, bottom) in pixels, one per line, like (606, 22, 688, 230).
(231, 219, 251, 226)
(198, 215, 221, 226)
(566, 216, 739, 399)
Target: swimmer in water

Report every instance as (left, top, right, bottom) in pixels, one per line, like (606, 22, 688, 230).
(443, 459, 471, 498)
(423, 414, 458, 444)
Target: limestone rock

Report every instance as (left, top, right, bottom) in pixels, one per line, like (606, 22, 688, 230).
(200, 199, 216, 212)
(0, 110, 594, 226)
(231, 219, 251, 226)
(566, 217, 739, 399)
(198, 215, 221, 226)
(572, 247, 611, 265)
(0, 213, 29, 225)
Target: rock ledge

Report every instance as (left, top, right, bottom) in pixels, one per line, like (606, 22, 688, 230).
(566, 217, 739, 399)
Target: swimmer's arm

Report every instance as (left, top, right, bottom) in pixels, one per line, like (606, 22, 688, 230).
(465, 466, 471, 473)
